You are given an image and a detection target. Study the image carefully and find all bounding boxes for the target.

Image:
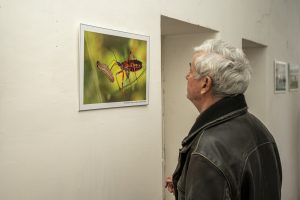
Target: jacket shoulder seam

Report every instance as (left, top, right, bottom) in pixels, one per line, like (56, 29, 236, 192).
(191, 152, 233, 198)
(240, 141, 275, 179)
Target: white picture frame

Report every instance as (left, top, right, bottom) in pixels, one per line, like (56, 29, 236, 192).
(79, 24, 150, 111)
(288, 63, 299, 91)
(274, 60, 288, 93)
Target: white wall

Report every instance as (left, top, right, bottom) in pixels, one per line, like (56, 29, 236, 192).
(0, 0, 162, 200)
(1, 0, 300, 200)
(244, 47, 267, 123)
(161, 0, 300, 199)
(267, 1, 300, 199)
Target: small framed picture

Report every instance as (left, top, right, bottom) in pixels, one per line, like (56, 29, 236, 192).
(274, 60, 288, 93)
(288, 63, 299, 91)
(79, 24, 150, 111)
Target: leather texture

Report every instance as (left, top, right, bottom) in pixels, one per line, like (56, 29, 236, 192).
(172, 94, 282, 200)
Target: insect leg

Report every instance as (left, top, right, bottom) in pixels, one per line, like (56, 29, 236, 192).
(115, 70, 125, 95)
(115, 70, 123, 89)
(125, 70, 131, 84)
(132, 64, 138, 81)
(109, 61, 118, 71)
(121, 70, 125, 91)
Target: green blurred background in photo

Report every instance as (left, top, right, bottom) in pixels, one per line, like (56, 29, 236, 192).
(83, 31, 147, 104)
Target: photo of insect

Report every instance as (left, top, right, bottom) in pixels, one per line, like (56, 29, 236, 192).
(80, 25, 149, 109)
(96, 50, 144, 93)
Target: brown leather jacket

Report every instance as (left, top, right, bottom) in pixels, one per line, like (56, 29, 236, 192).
(172, 94, 282, 200)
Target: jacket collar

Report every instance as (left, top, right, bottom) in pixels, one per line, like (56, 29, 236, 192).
(182, 94, 248, 146)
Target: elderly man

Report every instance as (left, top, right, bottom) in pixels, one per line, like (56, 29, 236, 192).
(165, 39, 282, 200)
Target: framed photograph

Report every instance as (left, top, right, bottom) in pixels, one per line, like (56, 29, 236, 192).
(274, 60, 288, 93)
(79, 24, 150, 110)
(288, 63, 299, 91)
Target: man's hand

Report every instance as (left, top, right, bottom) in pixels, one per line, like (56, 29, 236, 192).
(165, 176, 174, 194)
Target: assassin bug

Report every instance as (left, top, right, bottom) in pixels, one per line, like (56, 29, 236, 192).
(96, 50, 144, 93)
(109, 50, 143, 90)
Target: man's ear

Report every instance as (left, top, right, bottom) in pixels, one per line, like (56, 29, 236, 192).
(200, 76, 213, 94)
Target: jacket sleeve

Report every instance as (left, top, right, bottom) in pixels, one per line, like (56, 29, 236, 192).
(185, 153, 231, 200)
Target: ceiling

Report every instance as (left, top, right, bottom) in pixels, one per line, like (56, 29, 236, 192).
(242, 38, 267, 48)
(161, 16, 217, 36)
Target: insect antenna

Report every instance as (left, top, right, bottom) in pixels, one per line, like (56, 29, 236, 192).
(109, 49, 119, 70)
(111, 50, 118, 60)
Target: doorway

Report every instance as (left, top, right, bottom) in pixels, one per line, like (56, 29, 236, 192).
(161, 15, 217, 200)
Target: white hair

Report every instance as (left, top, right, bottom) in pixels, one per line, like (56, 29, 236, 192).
(193, 39, 252, 97)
